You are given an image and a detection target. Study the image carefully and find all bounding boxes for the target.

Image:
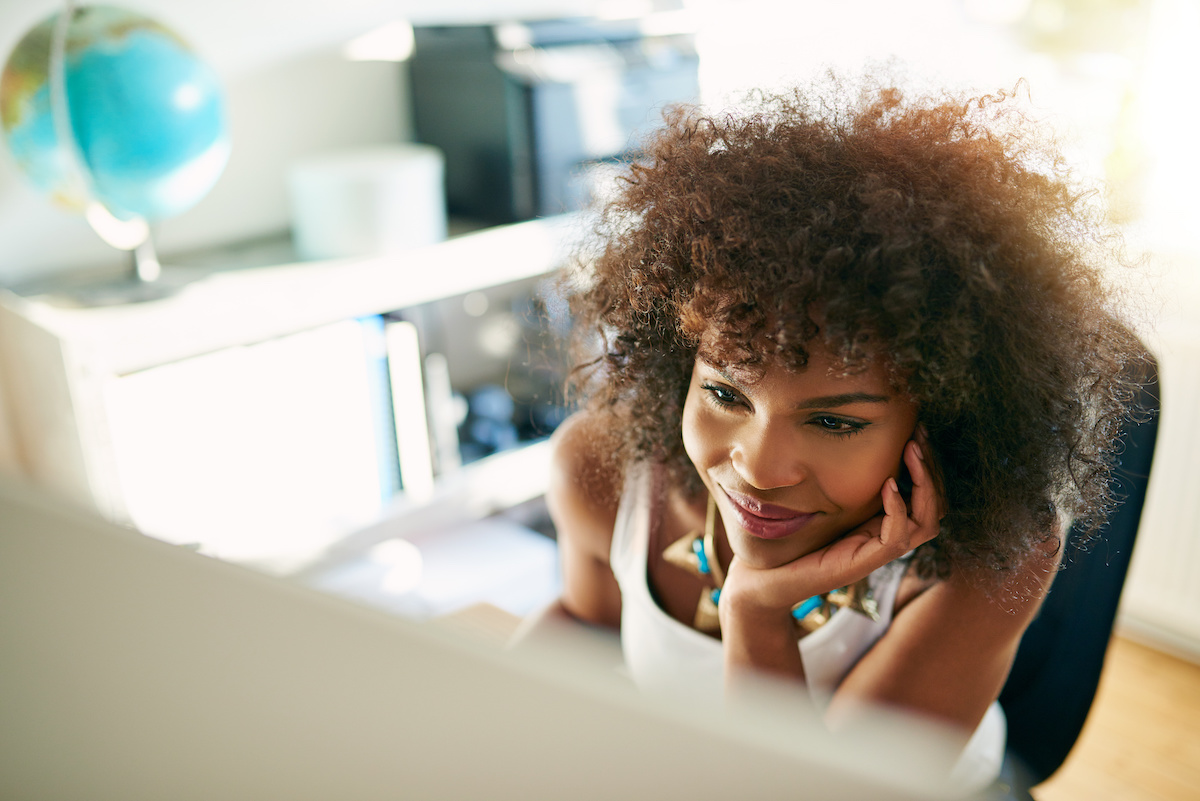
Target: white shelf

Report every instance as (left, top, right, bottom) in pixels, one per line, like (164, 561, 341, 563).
(11, 214, 581, 376)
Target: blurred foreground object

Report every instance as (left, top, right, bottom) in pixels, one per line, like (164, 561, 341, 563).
(0, 475, 968, 801)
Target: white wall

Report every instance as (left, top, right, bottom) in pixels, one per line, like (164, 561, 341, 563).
(159, 52, 411, 258)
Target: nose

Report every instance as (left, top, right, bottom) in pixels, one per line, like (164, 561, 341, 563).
(729, 422, 807, 491)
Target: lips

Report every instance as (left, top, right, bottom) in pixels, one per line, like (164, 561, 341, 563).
(720, 487, 817, 540)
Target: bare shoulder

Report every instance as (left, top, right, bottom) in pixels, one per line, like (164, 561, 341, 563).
(546, 410, 627, 626)
(836, 533, 1065, 731)
(547, 410, 626, 551)
(897, 528, 1065, 622)
(939, 529, 1065, 618)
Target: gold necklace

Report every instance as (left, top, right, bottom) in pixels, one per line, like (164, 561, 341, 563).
(662, 494, 881, 635)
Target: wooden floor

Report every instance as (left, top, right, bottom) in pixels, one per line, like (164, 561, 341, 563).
(1034, 636, 1200, 801)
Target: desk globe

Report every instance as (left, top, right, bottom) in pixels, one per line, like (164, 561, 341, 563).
(0, 4, 229, 296)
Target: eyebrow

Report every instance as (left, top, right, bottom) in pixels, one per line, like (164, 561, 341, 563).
(794, 392, 891, 409)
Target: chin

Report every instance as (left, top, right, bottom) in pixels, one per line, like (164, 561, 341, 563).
(726, 531, 814, 571)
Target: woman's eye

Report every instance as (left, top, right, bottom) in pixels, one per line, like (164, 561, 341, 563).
(702, 384, 741, 407)
(813, 415, 867, 435)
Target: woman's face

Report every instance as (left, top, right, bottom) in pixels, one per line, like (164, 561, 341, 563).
(681, 341, 919, 570)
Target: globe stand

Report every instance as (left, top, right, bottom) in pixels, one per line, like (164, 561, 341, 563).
(71, 239, 190, 306)
(32, 233, 194, 308)
(134, 236, 162, 283)
(87, 234, 186, 305)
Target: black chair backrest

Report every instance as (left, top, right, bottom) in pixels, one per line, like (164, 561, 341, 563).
(998, 359, 1161, 784)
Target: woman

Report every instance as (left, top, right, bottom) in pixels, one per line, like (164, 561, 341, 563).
(529, 76, 1146, 792)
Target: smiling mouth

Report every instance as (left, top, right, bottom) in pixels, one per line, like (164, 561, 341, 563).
(719, 487, 817, 540)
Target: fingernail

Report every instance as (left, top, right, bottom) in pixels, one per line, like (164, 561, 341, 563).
(914, 442, 925, 461)
(888, 477, 899, 493)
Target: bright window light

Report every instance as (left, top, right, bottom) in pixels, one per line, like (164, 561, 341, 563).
(105, 319, 392, 572)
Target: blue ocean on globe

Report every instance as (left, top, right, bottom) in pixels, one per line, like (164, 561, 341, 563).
(0, 5, 229, 222)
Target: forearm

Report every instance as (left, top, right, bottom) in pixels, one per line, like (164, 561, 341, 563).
(509, 597, 589, 645)
(507, 598, 624, 669)
(720, 595, 806, 690)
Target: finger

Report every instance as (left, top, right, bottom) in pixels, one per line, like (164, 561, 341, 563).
(915, 426, 948, 517)
(904, 439, 941, 526)
(878, 476, 908, 547)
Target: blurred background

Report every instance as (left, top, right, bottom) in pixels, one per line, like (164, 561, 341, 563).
(1, 0, 1197, 284)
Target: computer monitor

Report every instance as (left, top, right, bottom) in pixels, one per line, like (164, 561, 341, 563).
(0, 478, 965, 800)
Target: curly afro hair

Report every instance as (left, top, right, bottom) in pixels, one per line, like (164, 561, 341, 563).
(561, 75, 1150, 579)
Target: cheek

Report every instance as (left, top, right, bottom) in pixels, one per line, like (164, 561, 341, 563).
(823, 440, 907, 511)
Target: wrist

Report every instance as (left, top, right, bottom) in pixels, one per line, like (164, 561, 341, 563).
(719, 586, 806, 683)
(717, 580, 796, 635)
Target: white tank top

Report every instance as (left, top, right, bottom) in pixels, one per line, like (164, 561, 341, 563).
(607, 462, 1005, 791)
